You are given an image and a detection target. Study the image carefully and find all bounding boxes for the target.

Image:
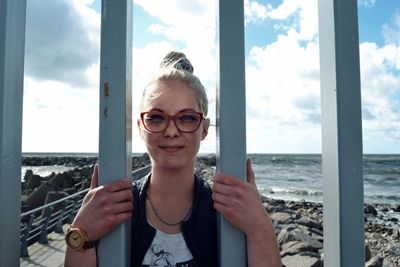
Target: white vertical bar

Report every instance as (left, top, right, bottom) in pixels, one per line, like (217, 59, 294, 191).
(98, 0, 132, 266)
(318, 0, 364, 266)
(0, 0, 26, 266)
(216, 0, 247, 266)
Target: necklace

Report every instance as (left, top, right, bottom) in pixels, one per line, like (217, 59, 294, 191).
(147, 188, 193, 226)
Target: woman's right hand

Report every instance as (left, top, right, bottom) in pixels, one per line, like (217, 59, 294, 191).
(71, 164, 133, 241)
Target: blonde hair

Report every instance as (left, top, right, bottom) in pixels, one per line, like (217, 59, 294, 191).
(140, 51, 209, 116)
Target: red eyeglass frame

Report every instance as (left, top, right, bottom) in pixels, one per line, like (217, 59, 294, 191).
(139, 110, 206, 133)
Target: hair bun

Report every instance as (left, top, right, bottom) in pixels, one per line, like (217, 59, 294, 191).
(160, 51, 194, 73)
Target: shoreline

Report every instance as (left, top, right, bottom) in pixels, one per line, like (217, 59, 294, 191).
(20, 154, 400, 266)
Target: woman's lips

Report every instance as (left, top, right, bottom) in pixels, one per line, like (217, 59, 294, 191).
(159, 145, 184, 152)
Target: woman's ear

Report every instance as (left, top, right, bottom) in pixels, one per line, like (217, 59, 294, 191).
(201, 118, 210, 140)
(137, 119, 144, 139)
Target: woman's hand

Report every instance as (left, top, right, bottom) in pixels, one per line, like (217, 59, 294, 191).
(212, 159, 282, 267)
(71, 164, 133, 241)
(212, 159, 269, 235)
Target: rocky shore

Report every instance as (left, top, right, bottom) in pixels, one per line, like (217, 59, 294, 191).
(21, 154, 399, 267)
(21, 153, 152, 212)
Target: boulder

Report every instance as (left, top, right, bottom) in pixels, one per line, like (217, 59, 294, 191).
(281, 241, 320, 257)
(365, 255, 383, 267)
(365, 244, 371, 262)
(281, 253, 323, 267)
(297, 216, 323, 230)
(23, 182, 52, 209)
(271, 212, 293, 224)
(25, 173, 43, 190)
(365, 204, 378, 216)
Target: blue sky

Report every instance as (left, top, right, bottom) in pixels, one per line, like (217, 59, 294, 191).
(22, 0, 400, 154)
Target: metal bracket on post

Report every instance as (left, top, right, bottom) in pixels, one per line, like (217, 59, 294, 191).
(0, 0, 26, 266)
(98, 0, 133, 266)
(318, 0, 364, 266)
(216, 0, 247, 266)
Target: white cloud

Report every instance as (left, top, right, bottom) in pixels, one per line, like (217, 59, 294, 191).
(134, 0, 215, 50)
(22, 78, 99, 152)
(383, 10, 400, 45)
(24, 0, 100, 88)
(359, 42, 400, 150)
(244, 0, 270, 24)
(244, 0, 400, 153)
(244, 0, 321, 150)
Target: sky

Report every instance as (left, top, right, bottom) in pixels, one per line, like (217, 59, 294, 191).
(22, 0, 400, 154)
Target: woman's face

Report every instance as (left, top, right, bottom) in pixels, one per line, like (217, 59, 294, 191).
(138, 80, 209, 170)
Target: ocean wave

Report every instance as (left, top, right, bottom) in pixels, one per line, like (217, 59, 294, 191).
(366, 194, 400, 201)
(270, 187, 323, 196)
(364, 168, 400, 175)
(364, 175, 400, 186)
(270, 156, 294, 165)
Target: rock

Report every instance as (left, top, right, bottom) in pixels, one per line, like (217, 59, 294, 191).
(263, 202, 274, 213)
(49, 172, 69, 188)
(393, 228, 400, 238)
(271, 212, 293, 224)
(281, 253, 323, 267)
(365, 244, 371, 262)
(393, 205, 400, 212)
(24, 169, 34, 181)
(297, 216, 323, 230)
(281, 241, 320, 257)
(277, 228, 323, 251)
(365, 255, 383, 267)
(277, 229, 296, 245)
(23, 182, 52, 209)
(365, 204, 378, 216)
(24, 174, 43, 190)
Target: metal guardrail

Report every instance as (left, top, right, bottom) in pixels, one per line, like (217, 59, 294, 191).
(20, 188, 89, 258)
(19, 164, 151, 258)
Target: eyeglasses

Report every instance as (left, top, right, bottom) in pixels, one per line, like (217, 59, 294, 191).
(140, 110, 206, 133)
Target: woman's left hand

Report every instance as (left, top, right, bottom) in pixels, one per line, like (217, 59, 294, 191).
(211, 159, 269, 236)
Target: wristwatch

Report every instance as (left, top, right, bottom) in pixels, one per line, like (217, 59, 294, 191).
(65, 227, 97, 250)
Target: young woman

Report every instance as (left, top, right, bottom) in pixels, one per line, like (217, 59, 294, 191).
(64, 52, 281, 267)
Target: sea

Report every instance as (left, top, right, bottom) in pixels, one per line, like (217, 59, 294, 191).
(21, 153, 400, 206)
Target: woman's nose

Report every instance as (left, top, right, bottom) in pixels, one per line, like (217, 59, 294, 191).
(163, 118, 180, 137)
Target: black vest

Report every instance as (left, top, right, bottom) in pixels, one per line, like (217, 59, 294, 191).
(131, 174, 218, 267)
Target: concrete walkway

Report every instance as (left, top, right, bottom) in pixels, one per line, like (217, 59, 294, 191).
(20, 225, 68, 267)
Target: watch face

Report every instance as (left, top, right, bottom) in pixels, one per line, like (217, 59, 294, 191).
(67, 229, 84, 250)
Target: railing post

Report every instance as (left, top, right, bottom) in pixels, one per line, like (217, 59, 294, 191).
(55, 206, 66, 233)
(0, 0, 26, 266)
(98, 0, 133, 266)
(318, 0, 364, 266)
(20, 214, 34, 258)
(216, 0, 247, 266)
(39, 206, 54, 244)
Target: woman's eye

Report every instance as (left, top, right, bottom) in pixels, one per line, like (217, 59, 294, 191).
(146, 114, 164, 122)
(178, 114, 198, 122)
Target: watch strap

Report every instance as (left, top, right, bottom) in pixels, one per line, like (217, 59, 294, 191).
(83, 239, 97, 249)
